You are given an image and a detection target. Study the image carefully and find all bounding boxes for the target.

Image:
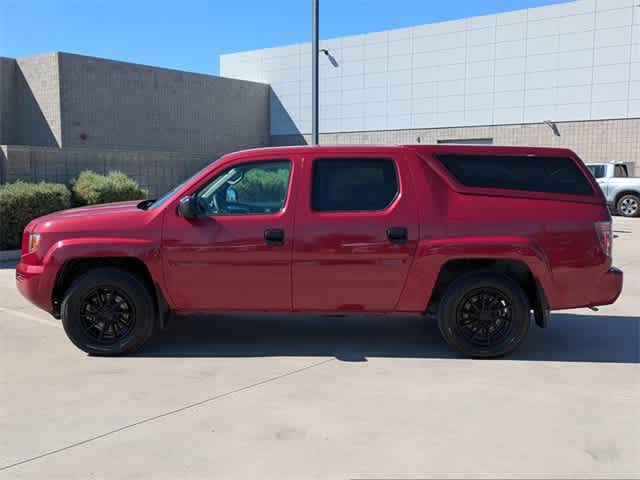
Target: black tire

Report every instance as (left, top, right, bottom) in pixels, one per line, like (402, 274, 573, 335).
(61, 267, 156, 355)
(437, 272, 530, 358)
(616, 194, 640, 218)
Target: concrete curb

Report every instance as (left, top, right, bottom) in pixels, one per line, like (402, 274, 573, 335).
(0, 250, 20, 262)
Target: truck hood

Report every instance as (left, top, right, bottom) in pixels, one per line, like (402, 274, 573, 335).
(26, 201, 144, 232)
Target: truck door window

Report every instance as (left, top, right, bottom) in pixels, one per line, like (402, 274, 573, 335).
(311, 158, 398, 212)
(196, 160, 291, 215)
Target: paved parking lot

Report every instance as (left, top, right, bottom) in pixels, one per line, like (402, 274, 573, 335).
(1, 218, 639, 479)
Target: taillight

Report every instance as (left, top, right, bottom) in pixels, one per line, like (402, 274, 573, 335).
(28, 233, 41, 253)
(595, 221, 612, 257)
(20, 231, 41, 255)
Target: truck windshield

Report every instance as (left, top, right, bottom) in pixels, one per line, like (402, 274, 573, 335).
(144, 163, 214, 210)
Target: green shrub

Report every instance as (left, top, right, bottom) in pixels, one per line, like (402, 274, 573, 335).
(0, 181, 71, 250)
(233, 168, 290, 204)
(71, 170, 146, 206)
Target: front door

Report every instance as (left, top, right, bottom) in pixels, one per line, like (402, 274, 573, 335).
(162, 158, 296, 311)
(292, 151, 419, 312)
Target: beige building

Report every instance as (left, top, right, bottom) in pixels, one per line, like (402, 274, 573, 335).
(222, 0, 640, 173)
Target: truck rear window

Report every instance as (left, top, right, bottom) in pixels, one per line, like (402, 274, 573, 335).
(436, 154, 594, 196)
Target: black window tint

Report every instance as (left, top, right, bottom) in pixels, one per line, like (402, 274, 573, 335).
(312, 158, 398, 212)
(587, 165, 605, 178)
(437, 138, 493, 145)
(437, 154, 594, 196)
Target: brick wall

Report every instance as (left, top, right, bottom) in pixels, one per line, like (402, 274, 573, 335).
(58, 53, 270, 154)
(15, 53, 62, 146)
(271, 118, 640, 172)
(1, 52, 272, 196)
(0, 58, 17, 145)
(0, 145, 215, 197)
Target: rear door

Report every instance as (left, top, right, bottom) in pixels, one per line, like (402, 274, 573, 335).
(292, 149, 419, 312)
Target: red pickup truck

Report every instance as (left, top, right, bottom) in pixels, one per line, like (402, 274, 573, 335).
(16, 145, 623, 358)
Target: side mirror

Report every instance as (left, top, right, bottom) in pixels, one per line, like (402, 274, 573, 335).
(178, 195, 199, 219)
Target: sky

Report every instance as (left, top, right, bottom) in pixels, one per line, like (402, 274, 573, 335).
(1, 0, 568, 76)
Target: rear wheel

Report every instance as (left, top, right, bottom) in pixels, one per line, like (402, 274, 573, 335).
(437, 273, 530, 358)
(616, 194, 640, 217)
(61, 268, 156, 355)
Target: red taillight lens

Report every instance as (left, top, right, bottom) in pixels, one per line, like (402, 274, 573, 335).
(595, 221, 612, 257)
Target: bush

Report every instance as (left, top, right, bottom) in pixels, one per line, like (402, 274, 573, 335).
(233, 168, 290, 204)
(71, 170, 146, 206)
(0, 181, 71, 250)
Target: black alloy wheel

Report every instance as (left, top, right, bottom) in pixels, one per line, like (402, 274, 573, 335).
(61, 267, 156, 355)
(79, 286, 136, 345)
(437, 272, 530, 358)
(455, 287, 513, 348)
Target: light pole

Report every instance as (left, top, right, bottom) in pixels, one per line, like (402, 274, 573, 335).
(312, 0, 319, 145)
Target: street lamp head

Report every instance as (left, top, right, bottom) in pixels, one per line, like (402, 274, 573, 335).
(320, 49, 339, 68)
(543, 120, 561, 137)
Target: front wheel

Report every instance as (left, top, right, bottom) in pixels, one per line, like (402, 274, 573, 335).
(616, 194, 640, 217)
(437, 273, 530, 358)
(61, 268, 156, 355)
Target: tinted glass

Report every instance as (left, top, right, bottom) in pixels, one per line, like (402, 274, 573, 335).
(587, 165, 606, 178)
(437, 154, 594, 196)
(312, 158, 398, 212)
(197, 160, 291, 215)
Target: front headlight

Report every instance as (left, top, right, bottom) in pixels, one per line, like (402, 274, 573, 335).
(28, 233, 41, 253)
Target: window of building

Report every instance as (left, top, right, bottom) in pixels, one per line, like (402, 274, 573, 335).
(436, 154, 594, 196)
(311, 158, 398, 212)
(437, 138, 494, 145)
(197, 160, 291, 215)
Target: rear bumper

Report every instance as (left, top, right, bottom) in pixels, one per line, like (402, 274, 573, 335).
(16, 261, 53, 313)
(591, 267, 623, 307)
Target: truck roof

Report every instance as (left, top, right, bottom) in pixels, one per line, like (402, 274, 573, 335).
(229, 144, 578, 158)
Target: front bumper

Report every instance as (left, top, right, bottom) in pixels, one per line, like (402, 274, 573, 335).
(16, 261, 53, 313)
